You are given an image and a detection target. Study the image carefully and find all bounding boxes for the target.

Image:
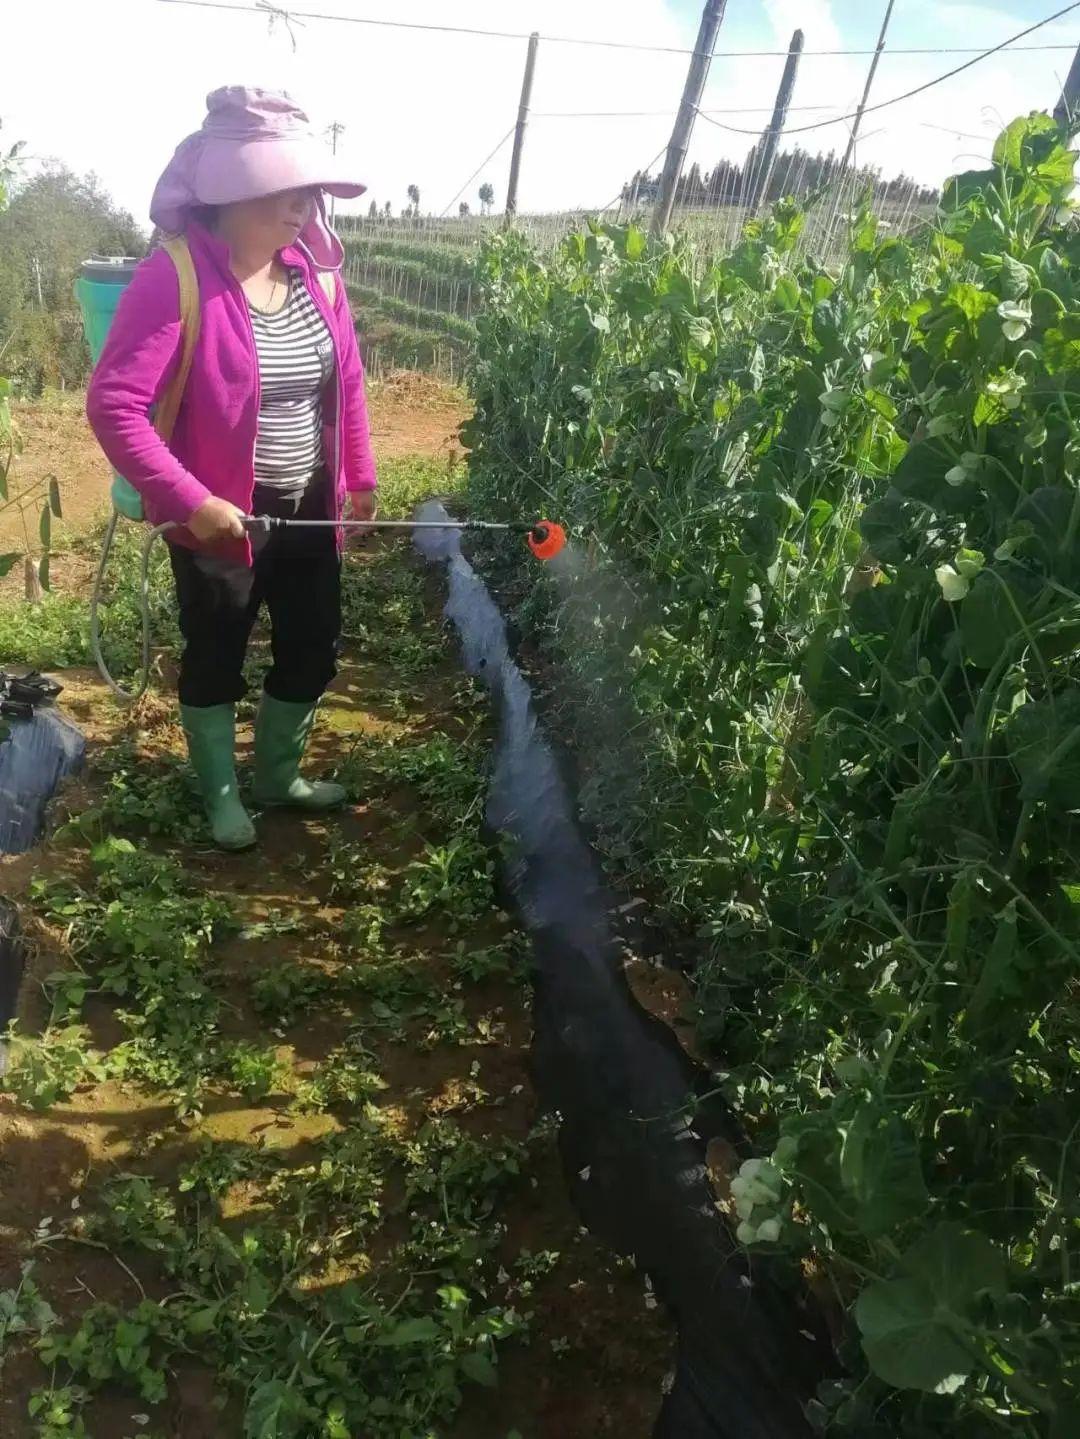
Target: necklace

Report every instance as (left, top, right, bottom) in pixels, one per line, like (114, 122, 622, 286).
(248, 273, 285, 316)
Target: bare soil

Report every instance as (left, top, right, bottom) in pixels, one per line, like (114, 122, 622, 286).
(0, 376, 673, 1438)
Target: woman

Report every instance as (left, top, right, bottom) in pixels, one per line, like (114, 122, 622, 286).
(88, 87, 376, 850)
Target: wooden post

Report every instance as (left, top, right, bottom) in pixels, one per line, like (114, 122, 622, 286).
(1055, 41, 1080, 130)
(840, 0, 895, 173)
(505, 31, 539, 225)
(750, 29, 803, 209)
(651, 0, 728, 237)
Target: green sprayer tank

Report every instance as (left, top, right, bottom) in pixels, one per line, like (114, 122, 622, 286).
(74, 257, 144, 519)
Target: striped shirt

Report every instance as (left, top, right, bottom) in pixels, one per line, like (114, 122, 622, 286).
(249, 274, 335, 490)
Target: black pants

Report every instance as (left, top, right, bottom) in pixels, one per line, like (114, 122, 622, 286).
(169, 478, 341, 708)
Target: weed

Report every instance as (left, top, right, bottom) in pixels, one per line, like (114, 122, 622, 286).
(1, 1025, 105, 1111)
(249, 961, 328, 1023)
(0, 1264, 58, 1358)
(216, 1040, 287, 1102)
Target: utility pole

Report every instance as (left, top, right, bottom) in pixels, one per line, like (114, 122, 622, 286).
(840, 0, 895, 173)
(750, 28, 803, 209)
(651, 0, 727, 237)
(1054, 40, 1080, 131)
(505, 31, 539, 225)
(326, 121, 345, 225)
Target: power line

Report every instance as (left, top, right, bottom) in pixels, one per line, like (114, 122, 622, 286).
(439, 126, 515, 217)
(534, 105, 841, 119)
(695, 1, 1080, 138)
(154, 0, 1079, 60)
(920, 121, 995, 143)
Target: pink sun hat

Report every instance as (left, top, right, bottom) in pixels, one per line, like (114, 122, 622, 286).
(150, 87, 365, 269)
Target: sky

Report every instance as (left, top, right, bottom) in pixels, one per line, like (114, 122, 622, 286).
(2, 0, 1078, 229)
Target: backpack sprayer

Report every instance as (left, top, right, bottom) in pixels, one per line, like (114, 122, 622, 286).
(89, 512, 567, 704)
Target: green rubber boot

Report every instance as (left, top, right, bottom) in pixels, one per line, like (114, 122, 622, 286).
(252, 695, 346, 810)
(179, 704, 257, 851)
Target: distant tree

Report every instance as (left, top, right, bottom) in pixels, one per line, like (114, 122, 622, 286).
(478, 182, 494, 215)
(458, 201, 470, 218)
(0, 165, 145, 393)
(635, 143, 939, 214)
(383, 200, 392, 219)
(368, 199, 377, 219)
(406, 183, 420, 217)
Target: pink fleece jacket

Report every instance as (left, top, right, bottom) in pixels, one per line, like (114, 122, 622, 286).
(86, 221, 377, 566)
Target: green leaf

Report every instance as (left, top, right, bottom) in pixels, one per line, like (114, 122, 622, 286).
(48, 476, 62, 518)
(839, 1103, 928, 1237)
(625, 225, 646, 260)
(37, 551, 50, 592)
(0, 552, 19, 579)
(892, 439, 967, 510)
(856, 1277, 973, 1394)
(1005, 691, 1080, 808)
(244, 1380, 304, 1438)
(998, 253, 1030, 300)
(966, 901, 1019, 1030)
(1051, 1403, 1080, 1439)
(946, 872, 974, 964)
(992, 112, 1058, 171)
(39, 500, 51, 550)
(773, 275, 800, 311)
(459, 1350, 498, 1387)
(960, 564, 1035, 670)
(1043, 316, 1080, 372)
(902, 1222, 1008, 1307)
(947, 282, 996, 325)
(940, 169, 995, 211)
(185, 1301, 223, 1335)
(856, 1224, 1007, 1394)
(375, 1315, 440, 1346)
(860, 491, 912, 565)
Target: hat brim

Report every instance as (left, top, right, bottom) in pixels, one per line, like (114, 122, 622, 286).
(194, 137, 366, 205)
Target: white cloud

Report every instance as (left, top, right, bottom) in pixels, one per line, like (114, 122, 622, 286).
(2, 0, 1076, 227)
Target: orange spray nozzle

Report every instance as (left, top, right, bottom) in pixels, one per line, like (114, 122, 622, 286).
(527, 521, 567, 561)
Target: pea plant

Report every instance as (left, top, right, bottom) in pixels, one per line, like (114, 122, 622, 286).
(465, 113, 1080, 1435)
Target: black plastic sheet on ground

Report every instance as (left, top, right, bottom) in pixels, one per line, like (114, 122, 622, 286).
(415, 505, 826, 1439)
(0, 706, 84, 1056)
(0, 708, 85, 856)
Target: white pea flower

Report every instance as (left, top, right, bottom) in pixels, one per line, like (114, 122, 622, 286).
(936, 564, 969, 602)
(997, 299, 1031, 342)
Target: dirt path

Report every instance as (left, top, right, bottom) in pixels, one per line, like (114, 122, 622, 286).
(0, 412, 672, 1436)
(1, 372, 469, 557)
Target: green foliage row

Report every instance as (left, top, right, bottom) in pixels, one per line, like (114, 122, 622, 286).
(356, 313, 472, 374)
(348, 283, 478, 344)
(464, 113, 1080, 1435)
(343, 236, 479, 281)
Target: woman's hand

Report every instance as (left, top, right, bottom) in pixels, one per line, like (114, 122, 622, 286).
(188, 497, 247, 544)
(345, 490, 377, 545)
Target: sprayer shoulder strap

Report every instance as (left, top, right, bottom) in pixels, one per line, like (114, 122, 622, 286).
(155, 235, 201, 444)
(153, 246, 334, 444)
